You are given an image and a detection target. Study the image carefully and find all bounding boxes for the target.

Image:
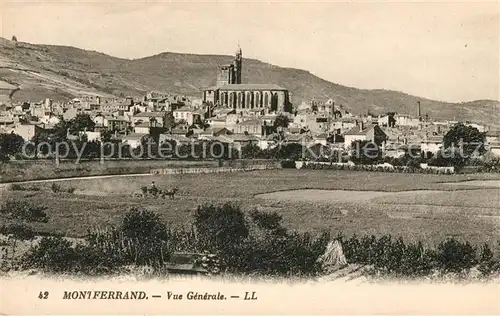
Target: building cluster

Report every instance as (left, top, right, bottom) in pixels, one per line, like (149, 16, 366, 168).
(0, 46, 499, 157)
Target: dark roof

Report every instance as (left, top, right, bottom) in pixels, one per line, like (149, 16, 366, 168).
(228, 134, 259, 141)
(218, 84, 287, 91)
(345, 125, 374, 135)
(237, 119, 261, 126)
(124, 133, 148, 140)
(134, 111, 166, 118)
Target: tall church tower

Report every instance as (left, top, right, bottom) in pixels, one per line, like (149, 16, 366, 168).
(233, 45, 242, 84)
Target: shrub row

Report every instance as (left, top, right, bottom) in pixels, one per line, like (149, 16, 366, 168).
(11, 204, 500, 279)
(302, 162, 455, 174)
(339, 234, 500, 278)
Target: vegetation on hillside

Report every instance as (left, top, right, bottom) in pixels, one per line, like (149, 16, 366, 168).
(1, 37, 499, 124)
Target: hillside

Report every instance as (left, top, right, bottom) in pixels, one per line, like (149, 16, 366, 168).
(1, 37, 499, 125)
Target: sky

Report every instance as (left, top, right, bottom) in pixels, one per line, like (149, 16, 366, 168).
(1, 0, 499, 103)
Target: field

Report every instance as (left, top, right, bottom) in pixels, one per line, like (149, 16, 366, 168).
(1, 169, 499, 249)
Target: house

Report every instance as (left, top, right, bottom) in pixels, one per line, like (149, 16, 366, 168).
(198, 127, 232, 139)
(122, 133, 149, 148)
(133, 122, 151, 134)
(488, 140, 500, 156)
(206, 116, 227, 127)
(485, 130, 500, 145)
(0, 115, 15, 128)
(173, 106, 202, 125)
(171, 122, 190, 136)
(106, 116, 130, 131)
(285, 133, 313, 146)
(383, 143, 409, 158)
(63, 108, 78, 121)
(132, 111, 168, 127)
(160, 134, 192, 146)
(227, 134, 259, 151)
(212, 108, 235, 117)
(80, 131, 101, 142)
(396, 114, 420, 127)
(0, 123, 42, 141)
(234, 119, 262, 136)
(344, 123, 388, 149)
(313, 133, 328, 146)
(421, 135, 443, 154)
(256, 133, 276, 150)
(92, 114, 106, 128)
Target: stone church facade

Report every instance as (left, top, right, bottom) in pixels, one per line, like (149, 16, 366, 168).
(202, 46, 292, 114)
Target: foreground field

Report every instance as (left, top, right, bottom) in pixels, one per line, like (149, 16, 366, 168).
(1, 169, 499, 249)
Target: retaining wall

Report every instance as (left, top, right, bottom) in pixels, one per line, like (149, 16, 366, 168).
(150, 164, 280, 175)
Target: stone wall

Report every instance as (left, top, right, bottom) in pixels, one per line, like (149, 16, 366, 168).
(150, 163, 280, 175)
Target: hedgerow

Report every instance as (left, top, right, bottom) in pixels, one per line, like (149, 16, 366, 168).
(13, 204, 500, 279)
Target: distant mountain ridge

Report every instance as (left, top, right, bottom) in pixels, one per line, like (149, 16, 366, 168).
(0, 37, 498, 126)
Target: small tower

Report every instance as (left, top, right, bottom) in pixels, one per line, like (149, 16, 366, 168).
(234, 45, 242, 84)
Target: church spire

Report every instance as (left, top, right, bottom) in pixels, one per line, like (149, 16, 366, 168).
(234, 43, 242, 84)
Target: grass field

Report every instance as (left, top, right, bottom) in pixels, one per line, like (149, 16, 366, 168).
(1, 169, 499, 249)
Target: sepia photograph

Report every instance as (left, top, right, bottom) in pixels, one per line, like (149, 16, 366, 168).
(0, 0, 499, 314)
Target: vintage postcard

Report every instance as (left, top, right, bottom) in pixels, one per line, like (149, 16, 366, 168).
(0, 0, 499, 315)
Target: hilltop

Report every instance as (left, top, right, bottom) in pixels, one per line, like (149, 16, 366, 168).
(0, 37, 498, 125)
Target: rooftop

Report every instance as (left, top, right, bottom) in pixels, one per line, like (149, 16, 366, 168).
(174, 106, 195, 112)
(134, 111, 166, 118)
(345, 125, 375, 135)
(123, 133, 148, 140)
(237, 119, 262, 126)
(227, 134, 259, 142)
(218, 84, 287, 91)
(134, 122, 151, 128)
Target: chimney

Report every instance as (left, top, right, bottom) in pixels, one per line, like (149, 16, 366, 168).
(417, 101, 421, 118)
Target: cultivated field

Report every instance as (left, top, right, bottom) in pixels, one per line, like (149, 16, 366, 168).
(1, 169, 499, 249)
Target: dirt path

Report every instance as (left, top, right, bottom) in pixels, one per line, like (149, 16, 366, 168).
(0, 173, 152, 188)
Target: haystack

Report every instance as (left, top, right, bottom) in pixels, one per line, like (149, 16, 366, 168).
(317, 240, 348, 272)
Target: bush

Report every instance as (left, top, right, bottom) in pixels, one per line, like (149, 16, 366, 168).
(435, 238, 477, 273)
(51, 183, 61, 193)
(249, 209, 283, 232)
(50, 183, 75, 194)
(194, 203, 248, 251)
(10, 184, 27, 191)
(0, 200, 49, 223)
(477, 243, 500, 276)
(121, 208, 168, 241)
(280, 160, 296, 168)
(0, 223, 35, 240)
(21, 237, 79, 272)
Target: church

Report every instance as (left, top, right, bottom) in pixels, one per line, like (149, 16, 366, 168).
(202, 46, 292, 114)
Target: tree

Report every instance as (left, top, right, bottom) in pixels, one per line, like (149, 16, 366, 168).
(11, 35, 17, 42)
(0, 132, 25, 158)
(350, 140, 382, 165)
(69, 114, 96, 132)
(241, 143, 263, 159)
(273, 115, 290, 129)
(443, 123, 486, 161)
